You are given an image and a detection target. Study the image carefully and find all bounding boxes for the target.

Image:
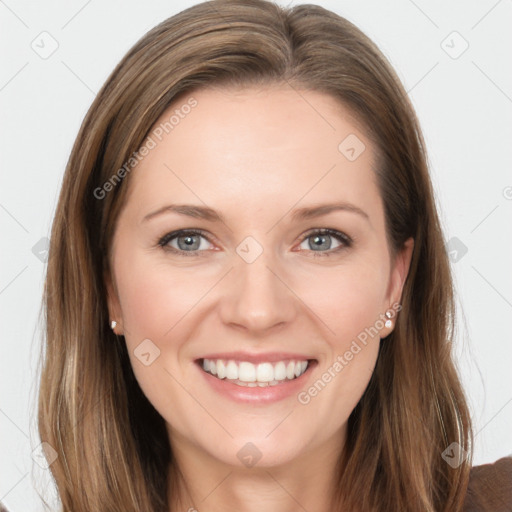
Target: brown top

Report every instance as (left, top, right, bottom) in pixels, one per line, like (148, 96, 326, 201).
(0, 457, 510, 511)
(463, 456, 512, 511)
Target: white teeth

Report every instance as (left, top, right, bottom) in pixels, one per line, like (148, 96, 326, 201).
(257, 362, 274, 382)
(274, 361, 286, 380)
(217, 360, 226, 379)
(201, 358, 310, 385)
(226, 360, 238, 380)
(239, 361, 256, 382)
(286, 361, 295, 379)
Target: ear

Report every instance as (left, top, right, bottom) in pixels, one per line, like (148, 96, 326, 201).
(105, 269, 124, 335)
(381, 237, 414, 336)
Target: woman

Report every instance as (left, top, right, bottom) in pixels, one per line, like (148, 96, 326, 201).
(36, 0, 511, 511)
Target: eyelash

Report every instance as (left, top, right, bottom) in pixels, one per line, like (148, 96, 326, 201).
(157, 228, 352, 258)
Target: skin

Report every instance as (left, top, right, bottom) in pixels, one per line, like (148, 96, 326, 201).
(107, 84, 414, 512)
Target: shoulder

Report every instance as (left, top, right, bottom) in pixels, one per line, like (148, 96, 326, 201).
(463, 456, 512, 511)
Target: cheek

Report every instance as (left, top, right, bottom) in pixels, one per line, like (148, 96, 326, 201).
(112, 252, 216, 397)
(294, 259, 386, 408)
(114, 253, 201, 344)
(113, 254, 201, 424)
(295, 256, 389, 345)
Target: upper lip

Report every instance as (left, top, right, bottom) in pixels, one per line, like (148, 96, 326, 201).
(197, 351, 315, 364)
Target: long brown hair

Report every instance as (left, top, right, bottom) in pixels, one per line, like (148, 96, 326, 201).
(38, 0, 473, 510)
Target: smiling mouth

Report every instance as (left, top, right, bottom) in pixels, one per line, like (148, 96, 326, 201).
(197, 358, 315, 387)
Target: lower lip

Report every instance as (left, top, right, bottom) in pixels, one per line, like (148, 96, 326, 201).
(196, 360, 317, 404)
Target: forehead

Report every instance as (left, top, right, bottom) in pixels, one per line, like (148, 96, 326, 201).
(123, 85, 383, 224)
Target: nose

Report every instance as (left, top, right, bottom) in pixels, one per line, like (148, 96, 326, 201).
(219, 246, 298, 334)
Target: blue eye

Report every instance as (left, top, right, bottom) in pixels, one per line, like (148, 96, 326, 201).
(299, 228, 352, 257)
(157, 228, 352, 257)
(158, 229, 213, 256)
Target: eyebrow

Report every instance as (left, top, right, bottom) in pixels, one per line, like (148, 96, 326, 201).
(290, 202, 369, 222)
(142, 202, 369, 224)
(142, 204, 225, 223)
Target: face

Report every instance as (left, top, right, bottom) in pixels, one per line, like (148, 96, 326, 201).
(107, 85, 413, 470)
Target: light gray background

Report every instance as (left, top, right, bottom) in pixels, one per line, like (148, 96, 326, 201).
(1, 1, 511, 510)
